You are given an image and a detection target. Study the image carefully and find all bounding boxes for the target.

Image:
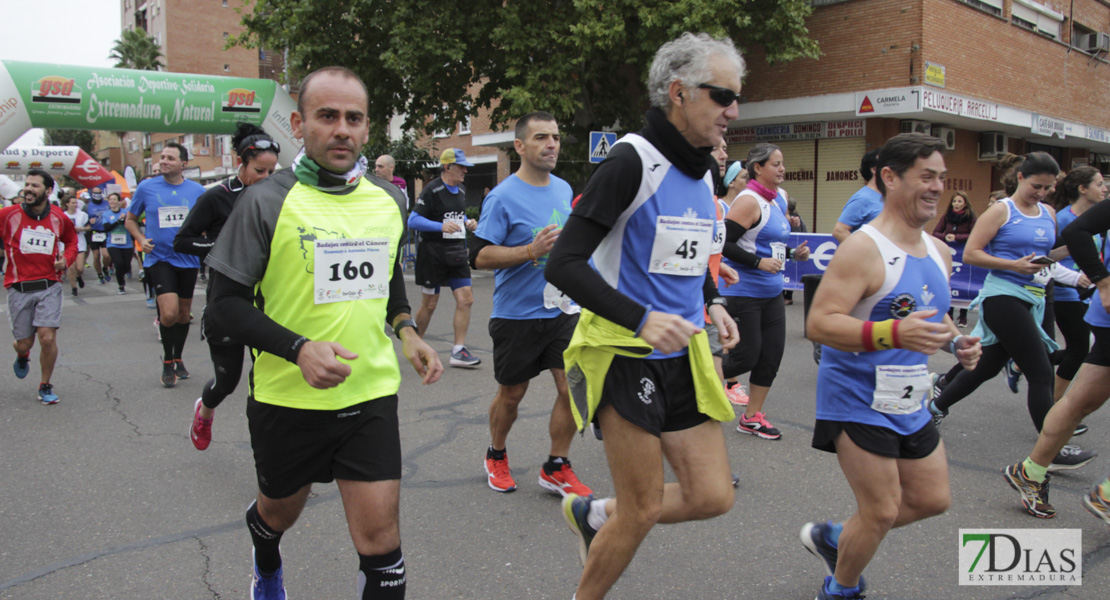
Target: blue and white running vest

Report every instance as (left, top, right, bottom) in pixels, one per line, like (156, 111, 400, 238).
(720, 189, 791, 298)
(592, 133, 718, 359)
(816, 225, 951, 434)
(987, 198, 1055, 289)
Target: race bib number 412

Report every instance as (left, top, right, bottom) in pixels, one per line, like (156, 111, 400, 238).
(313, 238, 391, 305)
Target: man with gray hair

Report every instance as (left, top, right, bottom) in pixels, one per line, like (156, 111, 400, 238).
(545, 32, 742, 598)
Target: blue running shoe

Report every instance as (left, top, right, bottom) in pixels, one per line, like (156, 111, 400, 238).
(816, 575, 865, 600)
(146, 297, 156, 309)
(562, 493, 598, 566)
(1004, 359, 1021, 394)
(801, 522, 866, 592)
(38, 383, 59, 405)
(13, 355, 30, 379)
(250, 552, 286, 600)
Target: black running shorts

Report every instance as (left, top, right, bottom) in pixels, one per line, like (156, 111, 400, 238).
(414, 240, 470, 289)
(598, 354, 709, 437)
(247, 395, 402, 499)
(1083, 326, 1110, 367)
(147, 261, 198, 299)
(811, 418, 941, 459)
(489, 313, 577, 386)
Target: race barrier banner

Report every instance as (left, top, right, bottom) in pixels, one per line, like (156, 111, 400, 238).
(782, 233, 983, 306)
(0, 146, 114, 189)
(0, 60, 300, 167)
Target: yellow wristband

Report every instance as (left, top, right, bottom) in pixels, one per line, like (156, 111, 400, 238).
(872, 319, 896, 351)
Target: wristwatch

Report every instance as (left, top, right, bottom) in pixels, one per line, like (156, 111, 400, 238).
(393, 318, 418, 339)
(708, 296, 728, 308)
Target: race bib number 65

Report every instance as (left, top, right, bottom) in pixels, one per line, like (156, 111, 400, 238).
(314, 238, 391, 304)
(649, 216, 713, 276)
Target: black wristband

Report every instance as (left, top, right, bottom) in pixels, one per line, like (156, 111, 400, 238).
(393, 318, 418, 339)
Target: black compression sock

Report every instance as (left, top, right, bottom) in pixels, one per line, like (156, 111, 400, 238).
(160, 323, 175, 361)
(358, 547, 406, 599)
(246, 500, 283, 575)
(173, 322, 191, 360)
(544, 456, 568, 474)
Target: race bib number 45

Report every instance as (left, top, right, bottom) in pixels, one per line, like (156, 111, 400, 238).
(649, 216, 713, 276)
(314, 238, 391, 305)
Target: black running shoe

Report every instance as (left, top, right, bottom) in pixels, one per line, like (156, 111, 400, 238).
(174, 360, 190, 380)
(161, 359, 177, 388)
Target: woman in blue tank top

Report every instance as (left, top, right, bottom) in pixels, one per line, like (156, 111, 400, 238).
(719, 143, 810, 440)
(1049, 167, 1104, 402)
(930, 153, 1095, 472)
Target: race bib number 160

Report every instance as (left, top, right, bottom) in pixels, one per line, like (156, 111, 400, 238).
(314, 238, 391, 305)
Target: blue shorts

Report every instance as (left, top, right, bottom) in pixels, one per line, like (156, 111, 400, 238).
(421, 278, 471, 294)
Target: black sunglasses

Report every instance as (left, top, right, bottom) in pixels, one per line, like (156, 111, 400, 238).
(246, 139, 281, 153)
(697, 83, 741, 107)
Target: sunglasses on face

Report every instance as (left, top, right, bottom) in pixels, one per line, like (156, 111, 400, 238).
(697, 83, 741, 107)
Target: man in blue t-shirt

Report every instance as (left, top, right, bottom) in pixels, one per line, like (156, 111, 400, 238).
(469, 112, 592, 497)
(832, 149, 882, 242)
(125, 142, 206, 387)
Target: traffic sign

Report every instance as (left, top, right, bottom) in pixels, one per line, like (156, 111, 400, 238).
(589, 131, 617, 164)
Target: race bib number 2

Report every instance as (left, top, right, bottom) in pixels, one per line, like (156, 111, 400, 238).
(314, 238, 391, 305)
(649, 216, 713, 276)
(871, 364, 931, 415)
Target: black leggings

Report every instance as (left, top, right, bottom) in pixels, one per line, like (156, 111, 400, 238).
(935, 295, 1054, 431)
(106, 247, 134, 287)
(200, 342, 246, 410)
(722, 295, 786, 386)
(1054, 300, 1091, 381)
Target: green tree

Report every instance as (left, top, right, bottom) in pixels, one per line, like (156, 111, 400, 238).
(108, 28, 165, 71)
(363, 134, 437, 181)
(43, 129, 96, 155)
(236, 0, 819, 183)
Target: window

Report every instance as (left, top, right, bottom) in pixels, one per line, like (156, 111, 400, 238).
(222, 0, 228, 6)
(223, 64, 230, 72)
(953, 0, 1002, 18)
(152, 141, 163, 153)
(223, 32, 229, 39)
(1012, 0, 1063, 40)
(458, 115, 472, 136)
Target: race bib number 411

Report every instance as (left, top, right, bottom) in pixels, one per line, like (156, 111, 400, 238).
(649, 216, 713, 276)
(314, 238, 391, 305)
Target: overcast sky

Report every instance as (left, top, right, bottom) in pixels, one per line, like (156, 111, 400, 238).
(1, 0, 120, 146)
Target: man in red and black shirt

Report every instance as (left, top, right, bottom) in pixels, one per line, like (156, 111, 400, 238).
(1, 169, 78, 404)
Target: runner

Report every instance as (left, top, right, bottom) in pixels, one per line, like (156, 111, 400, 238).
(174, 122, 279, 451)
(831, 150, 882, 243)
(125, 142, 206, 388)
(84, 185, 113, 284)
(1000, 172, 1110, 520)
(469, 111, 592, 496)
(62, 195, 89, 296)
(101, 193, 134, 295)
(1049, 167, 1105, 404)
(719, 143, 810, 440)
(1, 169, 79, 405)
(927, 152, 1096, 471)
(205, 66, 442, 600)
(544, 32, 741, 599)
(409, 148, 481, 367)
(802, 133, 981, 600)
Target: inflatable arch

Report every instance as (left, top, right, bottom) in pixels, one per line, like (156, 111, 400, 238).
(0, 60, 302, 170)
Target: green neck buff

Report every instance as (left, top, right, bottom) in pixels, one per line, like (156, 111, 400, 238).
(292, 149, 368, 192)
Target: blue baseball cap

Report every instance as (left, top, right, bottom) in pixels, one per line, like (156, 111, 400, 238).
(440, 148, 475, 167)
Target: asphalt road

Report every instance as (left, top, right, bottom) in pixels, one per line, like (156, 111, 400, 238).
(2, 269, 1109, 599)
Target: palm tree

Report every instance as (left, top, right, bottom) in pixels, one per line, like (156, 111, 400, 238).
(106, 29, 163, 178)
(108, 29, 164, 71)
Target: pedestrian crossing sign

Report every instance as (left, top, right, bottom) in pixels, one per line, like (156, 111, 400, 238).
(589, 131, 617, 164)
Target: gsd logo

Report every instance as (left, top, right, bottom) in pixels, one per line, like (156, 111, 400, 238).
(51, 161, 65, 169)
(28, 161, 42, 169)
(222, 88, 261, 114)
(32, 76, 81, 105)
(6, 161, 20, 169)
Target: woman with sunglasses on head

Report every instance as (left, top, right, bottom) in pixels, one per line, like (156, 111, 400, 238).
(719, 143, 810, 439)
(928, 152, 1096, 478)
(174, 122, 279, 451)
